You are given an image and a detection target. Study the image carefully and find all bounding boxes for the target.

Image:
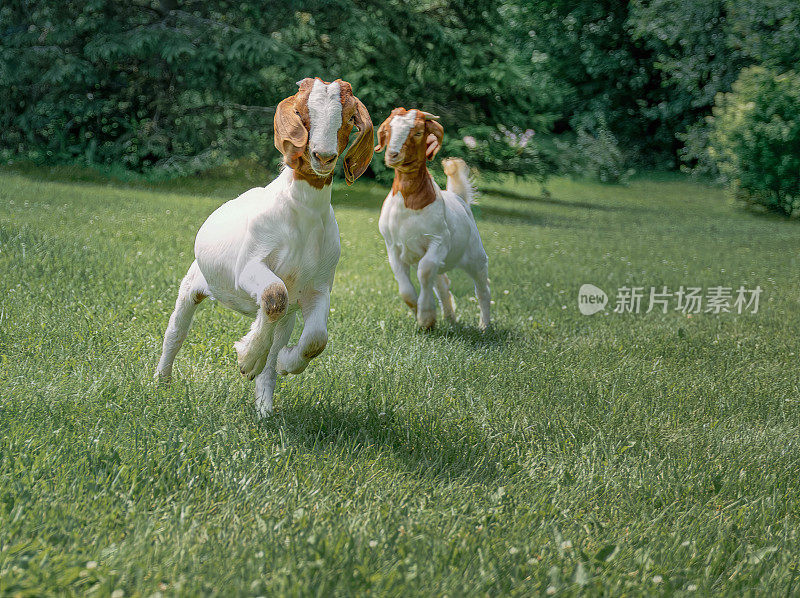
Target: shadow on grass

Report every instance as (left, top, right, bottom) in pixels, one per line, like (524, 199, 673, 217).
(421, 320, 511, 350)
(265, 401, 507, 484)
(480, 185, 652, 214)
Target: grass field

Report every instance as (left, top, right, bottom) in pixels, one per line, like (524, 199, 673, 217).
(1, 166, 799, 596)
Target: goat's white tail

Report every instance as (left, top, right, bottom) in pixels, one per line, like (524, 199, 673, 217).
(442, 158, 476, 205)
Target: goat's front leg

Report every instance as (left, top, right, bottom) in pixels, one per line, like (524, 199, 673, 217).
(386, 242, 417, 312)
(277, 288, 330, 376)
(234, 260, 289, 380)
(254, 310, 296, 417)
(416, 244, 447, 329)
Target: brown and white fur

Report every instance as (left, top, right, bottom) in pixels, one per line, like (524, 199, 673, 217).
(155, 77, 373, 416)
(376, 108, 490, 330)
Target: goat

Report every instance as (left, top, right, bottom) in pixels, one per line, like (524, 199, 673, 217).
(375, 108, 491, 330)
(155, 77, 374, 416)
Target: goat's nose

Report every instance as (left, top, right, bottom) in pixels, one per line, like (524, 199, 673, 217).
(387, 150, 399, 160)
(312, 151, 337, 166)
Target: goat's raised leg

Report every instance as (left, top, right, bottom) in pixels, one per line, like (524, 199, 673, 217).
(385, 242, 417, 312)
(155, 261, 209, 382)
(234, 260, 288, 380)
(254, 310, 296, 417)
(434, 273, 457, 322)
(416, 245, 447, 329)
(277, 288, 330, 375)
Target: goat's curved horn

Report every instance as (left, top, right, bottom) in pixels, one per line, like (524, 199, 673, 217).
(420, 111, 440, 121)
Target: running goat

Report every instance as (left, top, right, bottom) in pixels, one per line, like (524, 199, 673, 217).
(155, 78, 373, 416)
(375, 108, 491, 330)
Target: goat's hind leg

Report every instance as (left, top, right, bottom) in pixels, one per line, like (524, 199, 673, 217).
(463, 256, 491, 330)
(156, 261, 209, 383)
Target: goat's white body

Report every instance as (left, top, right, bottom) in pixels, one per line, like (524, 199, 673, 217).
(379, 184, 478, 270)
(156, 168, 340, 416)
(379, 168, 490, 329)
(195, 168, 339, 314)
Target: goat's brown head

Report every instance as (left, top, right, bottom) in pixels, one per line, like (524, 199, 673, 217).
(374, 107, 443, 170)
(274, 77, 374, 186)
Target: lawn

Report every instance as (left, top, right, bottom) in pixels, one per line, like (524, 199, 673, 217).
(1, 166, 799, 596)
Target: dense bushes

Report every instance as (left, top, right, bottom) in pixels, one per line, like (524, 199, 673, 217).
(1, 0, 799, 186)
(706, 67, 800, 216)
(0, 0, 560, 178)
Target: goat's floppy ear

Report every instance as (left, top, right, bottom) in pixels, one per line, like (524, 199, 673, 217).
(424, 118, 444, 161)
(344, 97, 374, 186)
(374, 115, 392, 153)
(274, 96, 308, 169)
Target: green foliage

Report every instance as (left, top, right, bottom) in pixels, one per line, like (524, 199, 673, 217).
(628, 0, 745, 157)
(0, 0, 559, 179)
(510, 1, 670, 165)
(706, 66, 800, 216)
(557, 122, 635, 184)
(629, 0, 800, 176)
(2, 0, 799, 182)
(513, 0, 800, 172)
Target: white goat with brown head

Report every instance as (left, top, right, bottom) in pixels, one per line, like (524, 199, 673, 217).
(375, 107, 491, 330)
(155, 77, 373, 416)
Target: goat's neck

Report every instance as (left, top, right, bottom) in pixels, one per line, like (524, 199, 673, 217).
(392, 161, 436, 210)
(285, 168, 332, 212)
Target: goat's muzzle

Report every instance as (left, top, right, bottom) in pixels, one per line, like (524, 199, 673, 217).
(311, 150, 338, 175)
(385, 150, 404, 167)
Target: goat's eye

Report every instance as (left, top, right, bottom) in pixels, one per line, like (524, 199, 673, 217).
(415, 131, 423, 137)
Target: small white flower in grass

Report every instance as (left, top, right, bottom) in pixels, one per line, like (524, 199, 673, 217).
(369, 540, 378, 548)
(687, 584, 697, 591)
(503, 290, 509, 295)
(560, 540, 572, 550)
(111, 590, 125, 598)
(509, 547, 519, 555)
(86, 561, 98, 569)
(653, 575, 663, 584)
(463, 136, 477, 149)
(546, 586, 556, 596)
(681, 541, 690, 547)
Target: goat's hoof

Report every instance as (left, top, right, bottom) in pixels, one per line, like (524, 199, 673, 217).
(417, 316, 436, 331)
(255, 400, 274, 419)
(154, 370, 172, 385)
(236, 341, 268, 381)
(261, 282, 288, 323)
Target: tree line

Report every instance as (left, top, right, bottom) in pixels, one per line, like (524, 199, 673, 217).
(1, 0, 798, 186)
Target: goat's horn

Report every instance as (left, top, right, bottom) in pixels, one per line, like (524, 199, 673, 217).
(420, 111, 440, 121)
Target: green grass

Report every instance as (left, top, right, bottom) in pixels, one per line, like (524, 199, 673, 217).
(1, 166, 799, 596)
